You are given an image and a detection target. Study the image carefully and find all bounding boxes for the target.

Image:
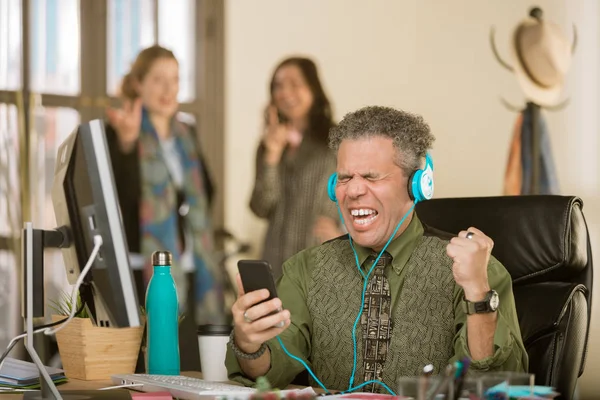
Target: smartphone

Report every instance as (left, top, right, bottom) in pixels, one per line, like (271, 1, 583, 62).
(263, 105, 288, 125)
(237, 259, 284, 326)
(237, 259, 278, 301)
(277, 110, 288, 124)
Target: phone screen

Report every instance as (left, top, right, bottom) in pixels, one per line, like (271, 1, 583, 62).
(237, 260, 278, 301)
(277, 110, 288, 124)
(238, 260, 285, 326)
(264, 106, 288, 125)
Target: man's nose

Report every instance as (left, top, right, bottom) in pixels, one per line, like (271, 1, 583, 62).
(346, 179, 367, 199)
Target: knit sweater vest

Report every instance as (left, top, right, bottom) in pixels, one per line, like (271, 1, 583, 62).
(306, 234, 456, 391)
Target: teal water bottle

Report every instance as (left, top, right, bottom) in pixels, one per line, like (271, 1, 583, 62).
(146, 250, 180, 375)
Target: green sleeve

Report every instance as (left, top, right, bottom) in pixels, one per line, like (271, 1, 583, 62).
(450, 257, 529, 372)
(225, 250, 313, 389)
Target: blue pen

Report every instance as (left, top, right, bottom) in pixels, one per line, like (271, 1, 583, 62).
(452, 358, 470, 400)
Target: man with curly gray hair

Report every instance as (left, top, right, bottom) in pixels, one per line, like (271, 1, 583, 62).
(328, 106, 434, 177)
(226, 106, 527, 393)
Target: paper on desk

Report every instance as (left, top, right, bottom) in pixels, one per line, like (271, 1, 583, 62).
(281, 387, 318, 397)
(0, 357, 65, 386)
(0, 377, 68, 393)
(217, 387, 318, 399)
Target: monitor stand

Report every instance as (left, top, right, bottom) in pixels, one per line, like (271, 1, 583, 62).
(21, 223, 132, 400)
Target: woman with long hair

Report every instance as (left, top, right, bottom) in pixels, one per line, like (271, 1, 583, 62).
(105, 45, 226, 369)
(250, 57, 342, 278)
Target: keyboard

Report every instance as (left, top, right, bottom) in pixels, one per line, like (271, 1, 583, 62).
(111, 374, 256, 400)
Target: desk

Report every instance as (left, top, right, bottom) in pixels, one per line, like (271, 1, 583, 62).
(0, 371, 205, 399)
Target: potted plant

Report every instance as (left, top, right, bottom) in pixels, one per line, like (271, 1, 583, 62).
(50, 292, 145, 381)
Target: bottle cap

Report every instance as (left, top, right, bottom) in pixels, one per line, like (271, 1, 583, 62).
(152, 250, 172, 266)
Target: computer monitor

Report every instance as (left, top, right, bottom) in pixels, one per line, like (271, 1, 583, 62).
(51, 119, 141, 328)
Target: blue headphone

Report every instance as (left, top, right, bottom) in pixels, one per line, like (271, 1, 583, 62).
(327, 153, 435, 204)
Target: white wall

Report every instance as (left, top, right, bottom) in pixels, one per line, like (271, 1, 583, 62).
(225, 0, 600, 396)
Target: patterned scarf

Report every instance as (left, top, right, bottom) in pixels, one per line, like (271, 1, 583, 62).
(503, 105, 560, 195)
(138, 109, 226, 324)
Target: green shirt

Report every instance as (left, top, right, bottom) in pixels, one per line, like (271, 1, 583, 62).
(226, 214, 528, 390)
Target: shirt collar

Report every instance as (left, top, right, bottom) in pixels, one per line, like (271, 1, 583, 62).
(353, 213, 424, 275)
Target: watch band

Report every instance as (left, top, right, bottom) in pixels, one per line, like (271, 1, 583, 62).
(228, 330, 268, 360)
(462, 290, 499, 315)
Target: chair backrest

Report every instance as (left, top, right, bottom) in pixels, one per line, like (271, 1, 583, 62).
(416, 195, 593, 400)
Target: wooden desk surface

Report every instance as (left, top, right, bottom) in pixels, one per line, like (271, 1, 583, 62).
(0, 371, 205, 399)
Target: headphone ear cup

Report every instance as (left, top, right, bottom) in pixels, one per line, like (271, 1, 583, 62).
(407, 171, 417, 201)
(327, 173, 338, 202)
(409, 153, 434, 204)
(409, 170, 423, 203)
(419, 169, 434, 201)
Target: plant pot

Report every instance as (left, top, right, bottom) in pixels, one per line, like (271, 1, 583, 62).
(52, 315, 144, 380)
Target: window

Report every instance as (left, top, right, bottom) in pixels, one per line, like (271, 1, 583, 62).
(158, 0, 196, 102)
(106, 0, 155, 96)
(30, 0, 80, 95)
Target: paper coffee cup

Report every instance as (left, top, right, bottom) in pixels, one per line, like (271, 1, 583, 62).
(197, 325, 232, 381)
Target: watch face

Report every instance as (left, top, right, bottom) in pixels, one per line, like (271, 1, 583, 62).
(489, 291, 500, 311)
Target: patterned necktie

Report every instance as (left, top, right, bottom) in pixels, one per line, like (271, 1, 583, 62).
(361, 251, 393, 392)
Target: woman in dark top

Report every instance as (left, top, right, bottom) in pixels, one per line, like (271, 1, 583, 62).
(105, 45, 226, 370)
(250, 57, 343, 278)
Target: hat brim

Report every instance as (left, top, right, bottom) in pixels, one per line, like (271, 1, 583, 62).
(509, 32, 563, 107)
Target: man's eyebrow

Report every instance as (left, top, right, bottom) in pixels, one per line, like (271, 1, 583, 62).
(361, 172, 380, 179)
(337, 172, 381, 180)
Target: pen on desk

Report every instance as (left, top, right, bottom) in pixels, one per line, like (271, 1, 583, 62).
(419, 364, 434, 400)
(452, 358, 471, 400)
(427, 363, 456, 400)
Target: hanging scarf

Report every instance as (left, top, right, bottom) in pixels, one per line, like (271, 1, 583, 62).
(138, 108, 226, 324)
(503, 107, 560, 195)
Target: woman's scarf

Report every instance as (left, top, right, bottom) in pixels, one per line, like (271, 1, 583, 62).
(138, 109, 225, 324)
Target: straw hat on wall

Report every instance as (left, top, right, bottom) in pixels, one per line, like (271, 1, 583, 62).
(508, 8, 574, 107)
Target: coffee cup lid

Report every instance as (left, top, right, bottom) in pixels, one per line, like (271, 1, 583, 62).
(197, 324, 232, 336)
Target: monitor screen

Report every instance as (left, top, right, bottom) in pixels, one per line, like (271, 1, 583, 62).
(52, 120, 140, 328)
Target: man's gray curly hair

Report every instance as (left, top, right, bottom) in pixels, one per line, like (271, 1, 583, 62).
(328, 106, 435, 176)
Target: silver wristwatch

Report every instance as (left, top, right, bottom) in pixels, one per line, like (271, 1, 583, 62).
(462, 290, 500, 315)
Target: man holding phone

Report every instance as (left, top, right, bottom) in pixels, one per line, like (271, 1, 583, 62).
(225, 106, 527, 392)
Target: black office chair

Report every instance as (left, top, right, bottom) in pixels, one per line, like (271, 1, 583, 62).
(416, 195, 593, 400)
